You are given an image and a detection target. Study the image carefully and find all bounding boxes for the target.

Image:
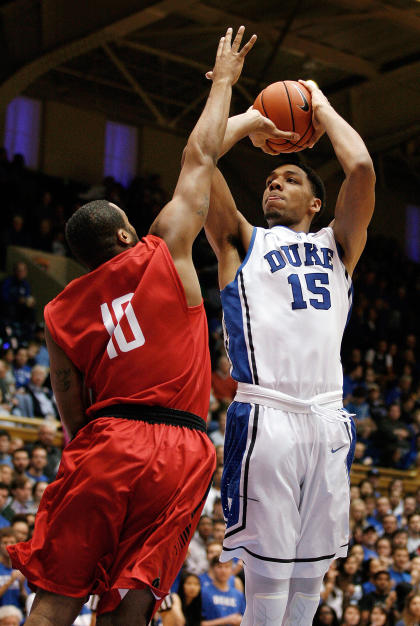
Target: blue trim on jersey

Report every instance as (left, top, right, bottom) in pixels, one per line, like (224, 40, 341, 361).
(345, 283, 354, 329)
(345, 415, 357, 481)
(221, 282, 253, 384)
(234, 226, 257, 278)
(222, 402, 253, 530)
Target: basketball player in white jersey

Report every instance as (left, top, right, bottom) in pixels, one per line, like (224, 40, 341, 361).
(204, 80, 375, 625)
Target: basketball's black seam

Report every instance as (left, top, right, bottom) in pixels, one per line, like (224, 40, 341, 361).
(283, 81, 295, 132)
(260, 91, 269, 119)
(263, 88, 288, 148)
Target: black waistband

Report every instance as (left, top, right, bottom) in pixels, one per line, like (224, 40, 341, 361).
(92, 404, 207, 433)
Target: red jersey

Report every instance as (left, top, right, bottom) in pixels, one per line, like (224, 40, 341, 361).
(44, 236, 211, 421)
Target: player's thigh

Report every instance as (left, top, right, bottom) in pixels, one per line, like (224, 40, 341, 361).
(97, 589, 154, 626)
(26, 589, 85, 626)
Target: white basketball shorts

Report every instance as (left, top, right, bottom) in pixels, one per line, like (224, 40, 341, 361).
(220, 384, 356, 579)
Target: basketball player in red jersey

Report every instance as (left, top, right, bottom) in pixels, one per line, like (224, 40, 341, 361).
(7, 29, 291, 626)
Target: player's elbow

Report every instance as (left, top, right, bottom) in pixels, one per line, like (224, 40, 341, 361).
(184, 134, 218, 169)
(349, 155, 376, 184)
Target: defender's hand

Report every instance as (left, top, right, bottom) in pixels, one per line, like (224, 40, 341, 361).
(207, 26, 257, 86)
(247, 107, 300, 154)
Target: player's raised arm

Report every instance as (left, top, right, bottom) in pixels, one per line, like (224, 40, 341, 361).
(149, 27, 255, 266)
(206, 108, 294, 289)
(301, 80, 375, 276)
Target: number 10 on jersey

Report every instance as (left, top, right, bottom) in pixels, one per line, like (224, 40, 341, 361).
(100, 293, 145, 359)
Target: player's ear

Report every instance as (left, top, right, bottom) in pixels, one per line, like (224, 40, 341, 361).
(310, 197, 322, 215)
(117, 228, 132, 246)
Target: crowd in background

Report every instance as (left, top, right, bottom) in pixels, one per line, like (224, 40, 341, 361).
(0, 149, 419, 624)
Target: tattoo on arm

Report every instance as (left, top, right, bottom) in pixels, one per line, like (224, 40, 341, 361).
(196, 195, 209, 218)
(54, 368, 71, 392)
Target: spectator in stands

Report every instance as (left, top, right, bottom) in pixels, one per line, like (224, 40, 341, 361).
(361, 526, 379, 561)
(176, 572, 202, 626)
(376, 537, 393, 569)
(0, 527, 27, 610)
(32, 217, 54, 253)
(389, 548, 412, 585)
(359, 571, 396, 624)
(26, 445, 49, 483)
(369, 606, 391, 626)
(32, 323, 49, 368)
(203, 466, 222, 518)
(0, 362, 15, 411)
(28, 422, 61, 481)
(0, 604, 23, 626)
(341, 604, 362, 626)
(2, 477, 35, 520)
(0, 216, 31, 268)
(10, 516, 29, 543)
(389, 484, 404, 518)
(211, 354, 237, 403)
(350, 498, 368, 532)
(396, 592, 420, 626)
(343, 365, 365, 401)
(392, 529, 409, 551)
(313, 604, 340, 626)
(362, 558, 384, 595)
(31, 481, 47, 513)
(346, 387, 371, 422)
(0, 434, 11, 469)
(368, 384, 387, 421)
(24, 365, 57, 419)
(215, 444, 223, 468)
(406, 513, 420, 555)
(11, 348, 31, 390)
(373, 497, 392, 534)
(10, 449, 29, 480)
(0, 485, 10, 529)
(0, 468, 12, 489)
(382, 514, 399, 540)
(1, 263, 35, 329)
(209, 407, 227, 447)
(201, 559, 245, 626)
(320, 563, 343, 619)
(365, 339, 393, 377)
(200, 542, 233, 588)
(185, 515, 214, 576)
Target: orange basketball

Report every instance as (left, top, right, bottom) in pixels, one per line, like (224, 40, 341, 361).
(253, 80, 314, 153)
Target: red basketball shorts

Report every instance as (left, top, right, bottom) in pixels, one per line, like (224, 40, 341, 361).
(8, 410, 216, 616)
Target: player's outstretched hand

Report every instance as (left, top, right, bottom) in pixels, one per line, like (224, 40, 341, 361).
(246, 107, 300, 154)
(207, 26, 257, 86)
(298, 79, 330, 148)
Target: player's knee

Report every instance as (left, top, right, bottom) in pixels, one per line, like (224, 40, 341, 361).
(283, 592, 319, 625)
(253, 591, 288, 625)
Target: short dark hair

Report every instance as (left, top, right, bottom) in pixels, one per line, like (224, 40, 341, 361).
(65, 200, 126, 269)
(374, 570, 390, 580)
(12, 448, 28, 458)
(274, 154, 326, 219)
(0, 430, 10, 440)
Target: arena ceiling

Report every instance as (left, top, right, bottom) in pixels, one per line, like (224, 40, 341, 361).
(0, 0, 419, 178)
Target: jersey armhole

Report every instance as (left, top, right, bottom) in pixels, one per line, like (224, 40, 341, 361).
(157, 238, 202, 314)
(234, 226, 257, 280)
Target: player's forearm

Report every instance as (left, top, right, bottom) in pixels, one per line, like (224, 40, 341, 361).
(219, 110, 259, 156)
(187, 77, 233, 165)
(316, 104, 374, 176)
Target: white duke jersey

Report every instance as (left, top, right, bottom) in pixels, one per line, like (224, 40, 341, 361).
(221, 225, 353, 400)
